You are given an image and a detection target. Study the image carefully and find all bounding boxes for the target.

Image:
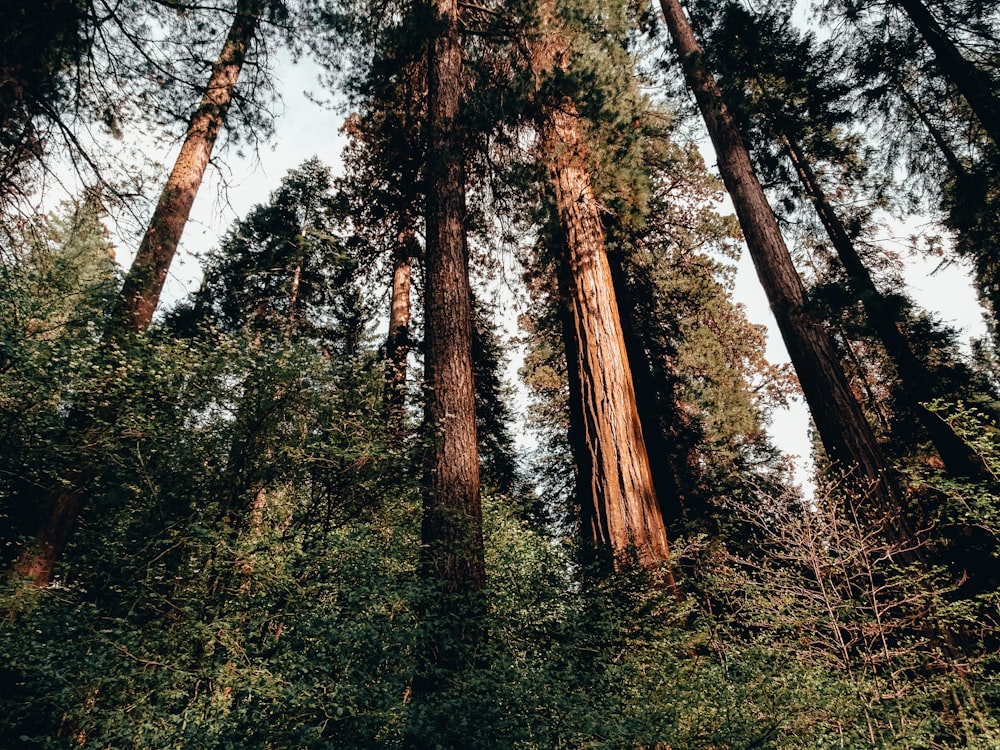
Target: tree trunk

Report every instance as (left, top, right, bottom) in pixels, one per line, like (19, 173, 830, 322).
(781, 130, 994, 482)
(607, 254, 690, 532)
(893, 0, 1000, 150)
(110, 0, 262, 335)
(420, 0, 485, 607)
(402, 4, 485, 739)
(384, 222, 415, 417)
(530, 0, 673, 571)
(9, 470, 85, 589)
(8, 0, 262, 592)
(658, 0, 903, 526)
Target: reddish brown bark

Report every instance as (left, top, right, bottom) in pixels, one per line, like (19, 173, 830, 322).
(530, 1, 673, 571)
(385, 223, 415, 417)
(659, 0, 902, 522)
(421, 0, 485, 599)
(111, 0, 262, 335)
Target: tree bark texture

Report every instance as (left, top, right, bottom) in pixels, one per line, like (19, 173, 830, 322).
(781, 131, 994, 482)
(530, 0, 672, 570)
(421, 0, 485, 600)
(893, 0, 1000, 150)
(659, 0, 902, 521)
(385, 223, 416, 417)
(111, 0, 262, 335)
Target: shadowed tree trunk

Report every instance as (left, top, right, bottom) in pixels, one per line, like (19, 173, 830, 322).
(530, 0, 673, 572)
(402, 2, 485, 741)
(892, 0, 1000, 150)
(420, 0, 485, 635)
(658, 0, 905, 532)
(110, 0, 263, 335)
(780, 130, 994, 482)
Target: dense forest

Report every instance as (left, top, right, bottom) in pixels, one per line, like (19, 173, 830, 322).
(2, 0, 1000, 746)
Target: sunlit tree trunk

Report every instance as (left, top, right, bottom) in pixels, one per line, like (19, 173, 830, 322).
(385, 221, 416, 417)
(893, 0, 1000, 149)
(110, 0, 262, 335)
(9, 0, 263, 592)
(781, 131, 994, 482)
(530, 0, 673, 571)
(658, 0, 904, 528)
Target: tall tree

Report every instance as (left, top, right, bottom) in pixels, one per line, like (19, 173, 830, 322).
(419, 0, 485, 625)
(657, 0, 904, 528)
(109, 0, 265, 335)
(700, 3, 995, 482)
(527, 0, 672, 570)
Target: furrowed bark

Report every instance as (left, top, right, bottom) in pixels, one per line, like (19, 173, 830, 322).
(110, 0, 262, 335)
(659, 0, 905, 531)
(530, 0, 673, 572)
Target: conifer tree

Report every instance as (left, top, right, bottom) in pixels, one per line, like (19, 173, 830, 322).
(888, 0, 1000, 149)
(657, 0, 906, 533)
(110, 0, 266, 336)
(527, 0, 671, 570)
(699, 3, 995, 482)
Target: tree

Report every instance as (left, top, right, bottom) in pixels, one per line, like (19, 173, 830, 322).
(698, 3, 995, 482)
(0, 195, 117, 585)
(527, 0, 672, 571)
(109, 0, 266, 336)
(416, 0, 485, 661)
(169, 158, 365, 350)
(657, 0, 906, 536)
(889, 0, 1000, 149)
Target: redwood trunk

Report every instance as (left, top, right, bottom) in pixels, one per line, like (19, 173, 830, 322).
(531, 1, 672, 570)
(781, 131, 993, 481)
(420, 0, 485, 600)
(111, 0, 262, 334)
(384, 223, 415, 417)
(893, 0, 1000, 150)
(659, 0, 901, 521)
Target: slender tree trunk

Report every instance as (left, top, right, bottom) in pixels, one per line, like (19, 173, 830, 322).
(892, 0, 1000, 150)
(110, 0, 262, 335)
(7, 0, 262, 592)
(530, 0, 673, 571)
(781, 130, 994, 481)
(384, 222, 415, 417)
(420, 0, 485, 614)
(658, 0, 903, 526)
